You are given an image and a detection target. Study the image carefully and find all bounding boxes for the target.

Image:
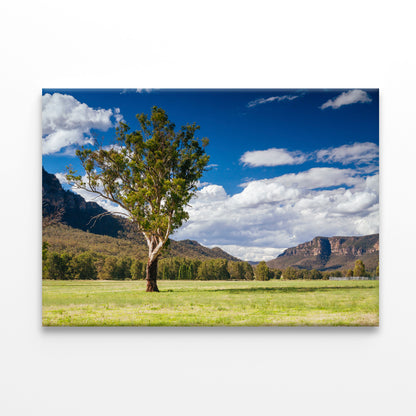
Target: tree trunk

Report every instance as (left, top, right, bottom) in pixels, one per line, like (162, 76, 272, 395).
(146, 256, 160, 292)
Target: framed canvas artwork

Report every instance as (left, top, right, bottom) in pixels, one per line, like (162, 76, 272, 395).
(42, 89, 379, 326)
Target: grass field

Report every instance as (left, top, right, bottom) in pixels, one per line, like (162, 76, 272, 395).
(42, 279, 379, 326)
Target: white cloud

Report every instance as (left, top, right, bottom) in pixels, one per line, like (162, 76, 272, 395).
(320, 89, 372, 110)
(259, 167, 356, 194)
(195, 184, 228, 202)
(42, 93, 122, 155)
(196, 181, 211, 188)
(54, 172, 70, 186)
(208, 245, 285, 262)
(240, 148, 308, 167)
(102, 144, 123, 152)
(247, 95, 298, 108)
(136, 89, 153, 93)
(55, 172, 129, 217)
(174, 167, 379, 261)
(316, 142, 378, 165)
(242, 142, 379, 169)
(114, 108, 124, 124)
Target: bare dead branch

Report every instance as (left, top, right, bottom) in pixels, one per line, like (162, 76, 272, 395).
(86, 211, 131, 228)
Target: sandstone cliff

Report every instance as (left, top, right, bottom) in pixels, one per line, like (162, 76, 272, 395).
(267, 234, 379, 271)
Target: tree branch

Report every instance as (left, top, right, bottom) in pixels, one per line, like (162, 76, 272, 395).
(87, 211, 131, 228)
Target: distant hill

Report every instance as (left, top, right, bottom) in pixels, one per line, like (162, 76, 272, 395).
(168, 239, 239, 261)
(267, 234, 379, 271)
(43, 224, 240, 261)
(42, 168, 240, 261)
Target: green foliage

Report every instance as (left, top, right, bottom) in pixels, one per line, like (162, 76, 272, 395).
(158, 257, 201, 280)
(71, 252, 98, 280)
(131, 259, 146, 280)
(43, 254, 249, 281)
(346, 269, 354, 277)
(215, 259, 230, 280)
(281, 266, 299, 280)
(98, 256, 136, 280)
(46, 252, 73, 280)
(321, 272, 329, 280)
(255, 261, 270, 281)
(99, 256, 118, 280)
(280, 267, 323, 280)
(228, 261, 243, 279)
(269, 269, 282, 280)
(115, 257, 133, 280)
(243, 262, 255, 280)
(353, 259, 366, 277)
(196, 259, 230, 280)
(43, 248, 338, 282)
(42, 241, 49, 278)
(227, 261, 254, 280)
(308, 269, 323, 280)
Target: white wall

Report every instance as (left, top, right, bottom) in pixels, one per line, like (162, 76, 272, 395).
(1, 1, 415, 415)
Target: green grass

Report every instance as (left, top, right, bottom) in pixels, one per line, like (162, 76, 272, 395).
(42, 279, 379, 326)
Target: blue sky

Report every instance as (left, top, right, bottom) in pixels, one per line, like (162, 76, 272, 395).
(42, 89, 379, 261)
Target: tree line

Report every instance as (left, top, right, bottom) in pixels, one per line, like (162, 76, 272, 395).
(42, 244, 254, 281)
(43, 245, 378, 281)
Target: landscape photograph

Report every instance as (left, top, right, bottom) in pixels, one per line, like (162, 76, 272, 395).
(42, 88, 379, 326)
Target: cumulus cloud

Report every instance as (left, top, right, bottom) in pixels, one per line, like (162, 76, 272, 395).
(242, 142, 378, 169)
(320, 89, 372, 110)
(247, 95, 298, 108)
(316, 142, 379, 165)
(173, 167, 379, 261)
(42, 93, 122, 155)
(240, 148, 308, 167)
(241, 167, 361, 191)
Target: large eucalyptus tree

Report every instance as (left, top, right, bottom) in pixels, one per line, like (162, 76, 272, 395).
(67, 106, 209, 291)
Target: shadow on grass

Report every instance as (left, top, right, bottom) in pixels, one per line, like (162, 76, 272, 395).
(163, 285, 370, 294)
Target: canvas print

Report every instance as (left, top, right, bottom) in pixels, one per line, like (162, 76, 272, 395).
(42, 89, 379, 326)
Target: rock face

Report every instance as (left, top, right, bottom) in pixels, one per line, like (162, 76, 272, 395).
(267, 234, 379, 271)
(42, 167, 128, 237)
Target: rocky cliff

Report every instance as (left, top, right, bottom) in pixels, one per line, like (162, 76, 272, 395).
(42, 167, 128, 237)
(267, 234, 379, 271)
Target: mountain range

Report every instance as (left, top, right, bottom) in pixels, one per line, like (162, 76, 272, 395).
(42, 167, 379, 269)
